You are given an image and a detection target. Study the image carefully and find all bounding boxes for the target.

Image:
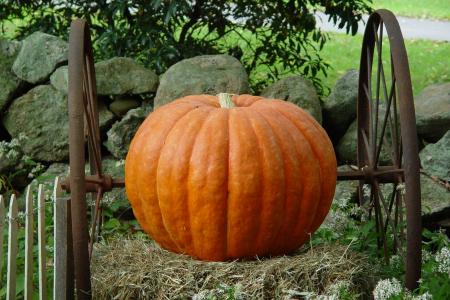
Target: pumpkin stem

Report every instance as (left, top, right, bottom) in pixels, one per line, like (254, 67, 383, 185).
(218, 93, 235, 108)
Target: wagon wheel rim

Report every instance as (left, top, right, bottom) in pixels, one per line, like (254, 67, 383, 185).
(357, 9, 421, 290)
(68, 19, 104, 299)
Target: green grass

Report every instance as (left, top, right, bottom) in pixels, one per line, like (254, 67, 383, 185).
(317, 32, 450, 97)
(373, 0, 450, 20)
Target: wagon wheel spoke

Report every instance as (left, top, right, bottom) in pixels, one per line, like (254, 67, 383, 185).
(375, 181, 401, 254)
(373, 21, 383, 162)
(366, 47, 375, 148)
(82, 65, 102, 177)
(375, 78, 396, 166)
(89, 186, 104, 259)
(360, 129, 374, 167)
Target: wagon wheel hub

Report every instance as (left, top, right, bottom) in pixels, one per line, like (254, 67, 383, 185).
(337, 165, 404, 184)
(61, 175, 125, 193)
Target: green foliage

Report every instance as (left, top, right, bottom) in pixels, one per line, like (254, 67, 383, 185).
(0, 135, 45, 196)
(314, 191, 450, 299)
(0, 0, 372, 95)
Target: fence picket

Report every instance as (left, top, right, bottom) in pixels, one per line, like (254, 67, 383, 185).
(0, 195, 5, 277)
(2, 180, 73, 298)
(24, 186, 34, 300)
(38, 185, 47, 300)
(54, 177, 70, 299)
(6, 194, 18, 300)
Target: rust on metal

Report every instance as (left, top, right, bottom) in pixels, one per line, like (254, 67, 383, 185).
(61, 175, 124, 193)
(68, 19, 93, 300)
(352, 9, 422, 290)
(337, 166, 404, 183)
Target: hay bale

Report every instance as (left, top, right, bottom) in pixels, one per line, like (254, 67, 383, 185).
(91, 236, 375, 299)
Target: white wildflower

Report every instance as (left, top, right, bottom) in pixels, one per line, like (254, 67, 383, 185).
(389, 254, 402, 268)
(336, 191, 352, 209)
(373, 278, 403, 300)
(396, 183, 406, 196)
(6, 149, 19, 160)
(411, 291, 433, 300)
(363, 184, 371, 199)
(192, 290, 209, 300)
(422, 249, 432, 263)
(8, 138, 20, 148)
(283, 290, 315, 300)
(28, 163, 45, 179)
(349, 203, 364, 217)
(316, 295, 337, 300)
(328, 280, 350, 295)
(435, 247, 450, 276)
(115, 159, 125, 167)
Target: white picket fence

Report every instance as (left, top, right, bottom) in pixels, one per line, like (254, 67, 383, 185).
(1, 177, 71, 300)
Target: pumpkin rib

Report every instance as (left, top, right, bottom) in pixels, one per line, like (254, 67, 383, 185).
(227, 108, 264, 258)
(225, 108, 231, 258)
(269, 102, 336, 241)
(264, 103, 324, 242)
(186, 108, 226, 259)
(254, 104, 323, 250)
(126, 102, 198, 252)
(271, 101, 337, 233)
(245, 108, 287, 256)
(252, 106, 307, 253)
(188, 109, 229, 260)
(157, 105, 214, 254)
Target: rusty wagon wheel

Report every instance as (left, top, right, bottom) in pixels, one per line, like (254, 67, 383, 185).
(65, 19, 125, 299)
(357, 9, 421, 290)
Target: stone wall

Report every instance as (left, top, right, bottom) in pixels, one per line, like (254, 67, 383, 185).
(1, 32, 449, 228)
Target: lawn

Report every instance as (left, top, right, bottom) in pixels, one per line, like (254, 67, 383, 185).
(372, 0, 450, 20)
(317, 32, 450, 97)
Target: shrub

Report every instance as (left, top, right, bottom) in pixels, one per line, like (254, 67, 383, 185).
(0, 0, 372, 95)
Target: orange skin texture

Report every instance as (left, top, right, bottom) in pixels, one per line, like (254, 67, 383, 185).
(125, 94, 337, 261)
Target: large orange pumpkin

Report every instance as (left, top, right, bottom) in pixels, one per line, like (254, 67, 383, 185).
(125, 93, 337, 261)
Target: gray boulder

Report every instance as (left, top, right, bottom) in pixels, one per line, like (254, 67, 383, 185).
(322, 69, 359, 142)
(96, 57, 159, 95)
(420, 130, 450, 182)
(50, 58, 158, 96)
(3, 85, 114, 162)
(3, 85, 69, 162)
(0, 39, 23, 112)
(336, 121, 358, 163)
(333, 165, 359, 206)
(105, 106, 151, 159)
(12, 32, 68, 84)
(50, 65, 68, 93)
(415, 83, 450, 142)
(336, 106, 393, 164)
(421, 174, 450, 217)
(102, 157, 129, 212)
(109, 97, 141, 117)
(154, 55, 250, 108)
(261, 75, 322, 123)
